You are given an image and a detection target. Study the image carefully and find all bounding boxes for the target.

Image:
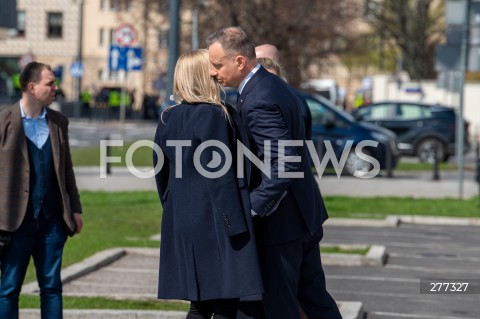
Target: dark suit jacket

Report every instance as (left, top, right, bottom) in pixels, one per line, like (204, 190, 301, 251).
(0, 103, 82, 235)
(153, 102, 263, 301)
(238, 67, 328, 244)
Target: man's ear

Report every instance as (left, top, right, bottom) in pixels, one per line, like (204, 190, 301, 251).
(28, 82, 36, 94)
(235, 56, 246, 70)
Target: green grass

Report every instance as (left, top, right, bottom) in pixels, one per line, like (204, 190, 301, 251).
(71, 141, 154, 167)
(323, 195, 480, 218)
(20, 295, 189, 311)
(23, 191, 162, 284)
(396, 161, 458, 171)
(320, 246, 369, 255)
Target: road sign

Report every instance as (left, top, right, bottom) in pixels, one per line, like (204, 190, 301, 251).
(115, 24, 137, 47)
(126, 47, 142, 70)
(69, 61, 83, 78)
(109, 45, 122, 71)
(109, 45, 143, 71)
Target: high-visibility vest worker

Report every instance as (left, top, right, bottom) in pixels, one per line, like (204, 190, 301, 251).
(109, 90, 121, 107)
(81, 90, 90, 104)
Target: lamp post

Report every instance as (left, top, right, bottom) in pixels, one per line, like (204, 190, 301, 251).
(192, 0, 205, 50)
(166, 0, 180, 103)
(456, 0, 471, 199)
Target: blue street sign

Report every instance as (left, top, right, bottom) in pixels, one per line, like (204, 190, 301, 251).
(125, 47, 142, 71)
(109, 45, 124, 71)
(109, 45, 143, 71)
(69, 61, 83, 78)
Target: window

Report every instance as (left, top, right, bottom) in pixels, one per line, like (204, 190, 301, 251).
(110, 29, 118, 45)
(16, 11, 26, 37)
(100, 0, 106, 10)
(98, 69, 107, 81)
(158, 29, 168, 48)
(111, 0, 131, 11)
(125, 0, 132, 11)
(158, 0, 169, 12)
(47, 12, 63, 38)
(305, 97, 333, 127)
(99, 28, 105, 46)
(399, 104, 431, 120)
(359, 104, 395, 120)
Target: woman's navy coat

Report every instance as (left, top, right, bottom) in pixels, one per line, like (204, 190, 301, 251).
(153, 102, 263, 301)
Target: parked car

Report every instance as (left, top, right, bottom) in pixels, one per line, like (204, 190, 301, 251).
(302, 93, 399, 175)
(221, 89, 399, 176)
(351, 101, 470, 163)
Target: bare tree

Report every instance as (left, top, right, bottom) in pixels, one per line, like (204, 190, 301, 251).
(192, 0, 361, 87)
(367, 0, 444, 80)
(128, 0, 361, 87)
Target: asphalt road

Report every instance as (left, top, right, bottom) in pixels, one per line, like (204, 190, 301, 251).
(323, 224, 480, 319)
(68, 120, 158, 149)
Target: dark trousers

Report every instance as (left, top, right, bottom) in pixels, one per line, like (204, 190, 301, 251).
(187, 298, 239, 319)
(259, 232, 342, 319)
(0, 214, 67, 319)
(237, 300, 265, 319)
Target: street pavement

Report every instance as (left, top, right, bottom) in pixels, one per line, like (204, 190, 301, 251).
(324, 223, 480, 319)
(74, 166, 480, 199)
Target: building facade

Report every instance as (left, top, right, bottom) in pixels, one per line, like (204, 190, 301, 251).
(0, 0, 81, 101)
(81, 0, 170, 109)
(0, 0, 171, 110)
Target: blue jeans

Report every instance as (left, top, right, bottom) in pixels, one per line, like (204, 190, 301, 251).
(0, 214, 67, 319)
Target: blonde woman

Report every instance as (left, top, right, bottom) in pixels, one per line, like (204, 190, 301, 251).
(153, 49, 263, 319)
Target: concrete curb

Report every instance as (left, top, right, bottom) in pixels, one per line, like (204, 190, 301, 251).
(149, 235, 386, 267)
(394, 215, 480, 226)
(326, 215, 480, 227)
(339, 301, 365, 319)
(322, 245, 387, 267)
(20, 302, 365, 319)
(19, 309, 187, 319)
(325, 216, 399, 228)
(22, 248, 126, 294)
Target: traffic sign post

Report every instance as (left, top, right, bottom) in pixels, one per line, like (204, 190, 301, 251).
(68, 61, 84, 117)
(110, 24, 139, 123)
(108, 44, 142, 123)
(436, 0, 480, 199)
(109, 46, 143, 72)
(126, 47, 142, 70)
(115, 24, 137, 47)
(69, 61, 84, 78)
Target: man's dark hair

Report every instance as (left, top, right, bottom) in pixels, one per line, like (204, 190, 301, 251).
(206, 26, 256, 59)
(19, 61, 51, 92)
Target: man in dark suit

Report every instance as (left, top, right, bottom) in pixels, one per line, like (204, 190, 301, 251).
(0, 61, 83, 319)
(255, 43, 312, 140)
(207, 27, 342, 319)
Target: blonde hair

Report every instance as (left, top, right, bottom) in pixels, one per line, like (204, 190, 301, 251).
(171, 49, 230, 117)
(257, 57, 287, 82)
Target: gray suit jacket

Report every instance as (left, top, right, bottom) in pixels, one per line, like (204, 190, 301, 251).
(0, 103, 82, 235)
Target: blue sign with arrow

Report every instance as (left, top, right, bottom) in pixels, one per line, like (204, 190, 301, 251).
(109, 45, 143, 71)
(69, 61, 83, 78)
